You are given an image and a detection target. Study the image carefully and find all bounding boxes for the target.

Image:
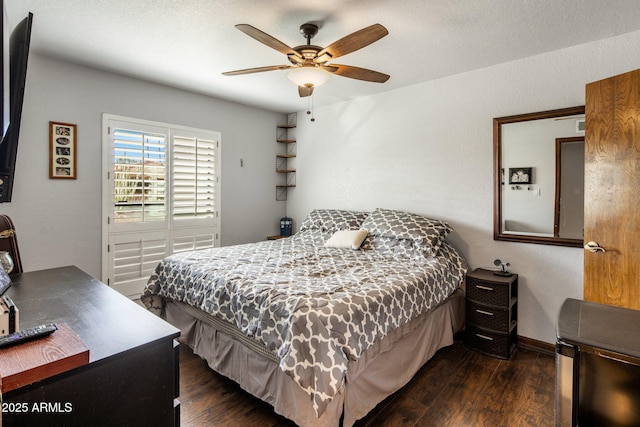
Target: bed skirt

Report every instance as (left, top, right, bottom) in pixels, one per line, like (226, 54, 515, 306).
(165, 287, 465, 427)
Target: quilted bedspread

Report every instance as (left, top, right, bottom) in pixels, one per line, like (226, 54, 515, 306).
(142, 230, 466, 416)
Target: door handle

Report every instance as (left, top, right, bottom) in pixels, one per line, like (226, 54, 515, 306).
(584, 241, 606, 253)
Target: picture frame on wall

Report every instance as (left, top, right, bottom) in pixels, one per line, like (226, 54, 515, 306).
(49, 121, 77, 179)
(508, 167, 532, 185)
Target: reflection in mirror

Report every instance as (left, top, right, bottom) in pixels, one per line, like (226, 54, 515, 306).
(555, 137, 584, 239)
(494, 106, 585, 247)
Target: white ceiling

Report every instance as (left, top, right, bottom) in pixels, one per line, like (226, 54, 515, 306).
(6, 0, 640, 113)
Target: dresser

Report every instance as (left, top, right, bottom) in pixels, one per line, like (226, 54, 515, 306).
(464, 268, 518, 359)
(0, 266, 180, 426)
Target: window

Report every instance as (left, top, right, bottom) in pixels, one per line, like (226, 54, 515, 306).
(102, 115, 221, 298)
(113, 128, 167, 223)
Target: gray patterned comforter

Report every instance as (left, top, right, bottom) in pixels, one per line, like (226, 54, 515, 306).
(142, 230, 466, 416)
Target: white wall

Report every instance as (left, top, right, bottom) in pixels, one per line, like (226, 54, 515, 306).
(1, 54, 286, 279)
(287, 30, 640, 344)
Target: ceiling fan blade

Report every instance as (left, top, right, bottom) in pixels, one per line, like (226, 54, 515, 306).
(322, 64, 390, 83)
(316, 24, 388, 61)
(298, 85, 314, 97)
(222, 65, 292, 76)
(235, 24, 302, 60)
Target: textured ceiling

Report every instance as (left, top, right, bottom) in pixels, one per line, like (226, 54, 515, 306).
(6, 0, 640, 113)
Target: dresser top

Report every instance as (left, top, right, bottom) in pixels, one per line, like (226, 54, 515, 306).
(557, 298, 640, 359)
(6, 266, 180, 363)
(468, 268, 518, 284)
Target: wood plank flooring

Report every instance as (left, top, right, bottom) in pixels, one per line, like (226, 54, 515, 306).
(179, 340, 556, 427)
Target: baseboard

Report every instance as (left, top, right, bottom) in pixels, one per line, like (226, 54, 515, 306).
(518, 335, 555, 355)
(455, 331, 556, 355)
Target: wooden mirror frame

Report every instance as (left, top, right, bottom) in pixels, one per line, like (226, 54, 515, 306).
(493, 106, 585, 247)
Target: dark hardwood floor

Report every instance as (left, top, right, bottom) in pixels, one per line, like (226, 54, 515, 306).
(179, 340, 556, 427)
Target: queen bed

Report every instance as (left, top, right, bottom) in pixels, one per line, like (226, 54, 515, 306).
(142, 208, 467, 426)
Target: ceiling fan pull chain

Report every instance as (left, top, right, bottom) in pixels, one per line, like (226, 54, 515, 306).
(310, 95, 316, 122)
(306, 95, 316, 122)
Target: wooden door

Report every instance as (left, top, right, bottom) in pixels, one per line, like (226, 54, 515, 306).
(584, 68, 640, 309)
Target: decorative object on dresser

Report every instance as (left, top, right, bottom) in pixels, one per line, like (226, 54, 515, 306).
(0, 214, 22, 274)
(465, 268, 518, 359)
(0, 250, 12, 273)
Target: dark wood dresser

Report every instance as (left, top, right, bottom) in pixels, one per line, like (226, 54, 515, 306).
(0, 266, 180, 426)
(465, 268, 518, 359)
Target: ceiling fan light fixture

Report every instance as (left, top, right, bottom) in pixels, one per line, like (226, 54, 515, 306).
(287, 66, 331, 88)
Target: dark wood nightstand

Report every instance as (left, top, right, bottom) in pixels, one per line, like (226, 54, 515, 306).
(267, 235, 287, 240)
(465, 268, 518, 359)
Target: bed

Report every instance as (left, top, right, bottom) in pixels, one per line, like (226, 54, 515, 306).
(142, 208, 467, 426)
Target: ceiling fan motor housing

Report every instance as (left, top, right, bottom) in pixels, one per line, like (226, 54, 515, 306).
(299, 23, 319, 40)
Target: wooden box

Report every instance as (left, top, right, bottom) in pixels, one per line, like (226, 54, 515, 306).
(0, 323, 89, 393)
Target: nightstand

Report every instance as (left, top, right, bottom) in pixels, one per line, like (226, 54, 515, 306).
(267, 235, 287, 240)
(465, 268, 518, 359)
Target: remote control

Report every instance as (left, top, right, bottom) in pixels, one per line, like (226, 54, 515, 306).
(0, 323, 58, 349)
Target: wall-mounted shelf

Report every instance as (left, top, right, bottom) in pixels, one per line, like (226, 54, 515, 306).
(276, 113, 296, 201)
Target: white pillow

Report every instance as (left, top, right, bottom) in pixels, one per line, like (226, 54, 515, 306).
(324, 229, 369, 250)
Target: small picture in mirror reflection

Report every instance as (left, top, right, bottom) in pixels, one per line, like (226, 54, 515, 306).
(509, 167, 532, 184)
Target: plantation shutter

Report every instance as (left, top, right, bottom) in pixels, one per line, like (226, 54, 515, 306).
(113, 129, 167, 224)
(103, 115, 220, 299)
(173, 134, 217, 220)
(108, 230, 169, 298)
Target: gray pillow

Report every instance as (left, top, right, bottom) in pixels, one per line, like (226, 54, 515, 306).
(360, 208, 452, 255)
(299, 209, 369, 234)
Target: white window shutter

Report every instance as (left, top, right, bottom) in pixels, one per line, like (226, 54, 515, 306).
(170, 227, 216, 253)
(112, 129, 167, 224)
(173, 135, 217, 220)
(108, 231, 169, 299)
(103, 115, 221, 299)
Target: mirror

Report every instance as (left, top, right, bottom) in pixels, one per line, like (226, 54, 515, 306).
(494, 106, 585, 247)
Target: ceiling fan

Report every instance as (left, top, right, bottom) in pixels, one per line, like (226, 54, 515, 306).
(222, 23, 390, 97)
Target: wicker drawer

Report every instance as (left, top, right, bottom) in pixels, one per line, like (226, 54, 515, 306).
(465, 269, 518, 358)
(465, 324, 517, 359)
(466, 300, 512, 331)
(467, 276, 512, 307)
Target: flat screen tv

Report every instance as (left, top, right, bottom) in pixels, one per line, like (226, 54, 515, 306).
(0, 2, 33, 203)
